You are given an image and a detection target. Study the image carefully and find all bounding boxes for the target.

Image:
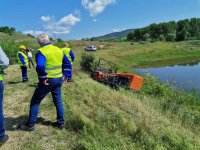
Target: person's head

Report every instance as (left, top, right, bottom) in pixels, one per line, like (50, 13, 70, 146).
(19, 45, 26, 51)
(64, 42, 69, 48)
(37, 33, 50, 46)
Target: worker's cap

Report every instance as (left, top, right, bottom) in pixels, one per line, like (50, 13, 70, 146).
(64, 42, 69, 47)
(19, 45, 26, 50)
(37, 33, 49, 44)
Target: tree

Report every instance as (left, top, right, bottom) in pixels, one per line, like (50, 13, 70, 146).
(176, 19, 190, 41)
(127, 32, 134, 41)
(57, 38, 63, 42)
(189, 18, 200, 38)
(166, 33, 176, 42)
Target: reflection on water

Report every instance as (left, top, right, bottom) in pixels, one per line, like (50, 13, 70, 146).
(134, 61, 200, 91)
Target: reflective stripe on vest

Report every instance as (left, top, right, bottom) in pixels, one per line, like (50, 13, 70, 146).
(17, 51, 28, 66)
(38, 44, 63, 78)
(62, 48, 72, 64)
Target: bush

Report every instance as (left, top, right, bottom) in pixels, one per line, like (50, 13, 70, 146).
(166, 33, 176, 42)
(141, 73, 171, 97)
(80, 53, 97, 73)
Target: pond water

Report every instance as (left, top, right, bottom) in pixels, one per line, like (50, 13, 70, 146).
(134, 61, 200, 91)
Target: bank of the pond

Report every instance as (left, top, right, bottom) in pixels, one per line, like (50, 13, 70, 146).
(135, 60, 200, 92)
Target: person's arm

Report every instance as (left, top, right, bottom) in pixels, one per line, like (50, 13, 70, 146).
(18, 53, 26, 65)
(62, 54, 72, 79)
(69, 49, 74, 62)
(35, 51, 47, 82)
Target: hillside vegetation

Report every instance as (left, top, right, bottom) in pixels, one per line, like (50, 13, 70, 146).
(0, 32, 200, 149)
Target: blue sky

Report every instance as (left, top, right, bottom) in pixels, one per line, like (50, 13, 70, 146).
(1, 0, 200, 40)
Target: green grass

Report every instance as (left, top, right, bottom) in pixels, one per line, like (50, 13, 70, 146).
(1, 33, 200, 149)
(1, 65, 200, 150)
(69, 40, 200, 72)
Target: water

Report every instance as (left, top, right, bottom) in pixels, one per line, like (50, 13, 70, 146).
(134, 62, 200, 91)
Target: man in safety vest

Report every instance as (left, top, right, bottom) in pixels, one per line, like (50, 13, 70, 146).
(18, 33, 71, 131)
(61, 42, 74, 82)
(0, 48, 9, 143)
(17, 45, 29, 82)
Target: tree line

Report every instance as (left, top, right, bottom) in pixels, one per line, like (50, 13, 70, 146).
(127, 18, 200, 42)
(0, 26, 16, 35)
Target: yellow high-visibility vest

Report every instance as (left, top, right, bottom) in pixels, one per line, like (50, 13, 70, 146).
(38, 44, 63, 78)
(0, 71, 3, 81)
(62, 48, 72, 64)
(17, 51, 28, 66)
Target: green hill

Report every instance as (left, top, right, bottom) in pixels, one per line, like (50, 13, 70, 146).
(92, 29, 135, 40)
(0, 32, 36, 41)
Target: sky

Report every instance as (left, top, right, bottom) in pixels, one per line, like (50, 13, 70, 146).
(1, 0, 200, 40)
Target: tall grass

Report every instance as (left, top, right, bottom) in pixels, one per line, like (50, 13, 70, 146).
(0, 40, 39, 64)
(141, 73, 200, 131)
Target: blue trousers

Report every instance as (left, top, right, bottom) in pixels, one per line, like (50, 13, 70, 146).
(20, 66, 28, 81)
(28, 78, 64, 126)
(0, 81, 5, 140)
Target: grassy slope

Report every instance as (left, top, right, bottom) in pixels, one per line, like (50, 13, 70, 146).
(0, 32, 36, 41)
(1, 65, 199, 150)
(1, 33, 200, 149)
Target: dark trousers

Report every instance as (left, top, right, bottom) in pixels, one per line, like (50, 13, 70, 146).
(0, 81, 5, 140)
(20, 66, 28, 81)
(28, 78, 64, 126)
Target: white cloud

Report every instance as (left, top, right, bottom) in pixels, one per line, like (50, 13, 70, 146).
(113, 28, 121, 32)
(23, 12, 81, 36)
(112, 28, 127, 32)
(82, 0, 116, 17)
(58, 14, 81, 26)
(93, 18, 97, 22)
(42, 13, 80, 35)
(22, 30, 44, 36)
(44, 23, 70, 34)
(41, 16, 51, 22)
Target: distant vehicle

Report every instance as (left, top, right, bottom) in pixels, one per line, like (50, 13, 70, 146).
(85, 45, 97, 51)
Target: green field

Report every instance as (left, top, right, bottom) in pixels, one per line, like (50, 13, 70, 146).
(70, 40, 200, 71)
(1, 33, 200, 149)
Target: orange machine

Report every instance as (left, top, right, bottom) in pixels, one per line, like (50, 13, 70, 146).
(91, 58, 144, 91)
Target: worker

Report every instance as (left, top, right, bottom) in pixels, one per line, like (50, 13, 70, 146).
(18, 33, 71, 131)
(61, 42, 74, 82)
(27, 48, 35, 68)
(0, 48, 9, 143)
(17, 45, 29, 82)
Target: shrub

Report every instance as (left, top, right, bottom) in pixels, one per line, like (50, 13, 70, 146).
(166, 33, 176, 42)
(141, 73, 171, 97)
(80, 53, 97, 73)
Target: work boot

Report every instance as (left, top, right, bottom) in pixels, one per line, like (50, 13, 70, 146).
(67, 78, 72, 82)
(22, 78, 28, 82)
(17, 123, 35, 131)
(52, 122, 64, 130)
(0, 134, 9, 144)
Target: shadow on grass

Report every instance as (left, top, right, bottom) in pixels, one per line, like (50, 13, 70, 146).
(28, 83, 38, 87)
(4, 115, 28, 131)
(8, 81, 22, 84)
(4, 116, 53, 131)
